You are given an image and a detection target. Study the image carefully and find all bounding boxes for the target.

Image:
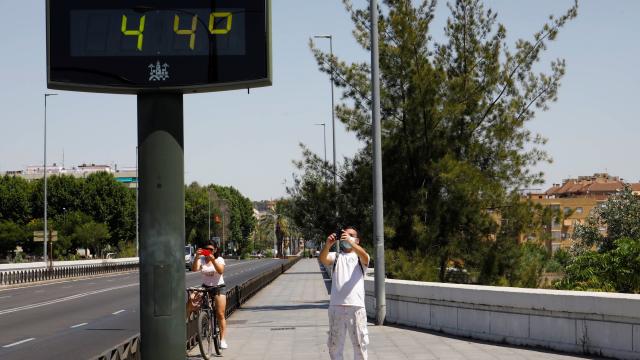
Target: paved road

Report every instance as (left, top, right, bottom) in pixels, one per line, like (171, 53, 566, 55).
(0, 258, 286, 360)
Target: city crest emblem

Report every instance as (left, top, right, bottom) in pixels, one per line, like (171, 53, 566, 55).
(148, 61, 170, 81)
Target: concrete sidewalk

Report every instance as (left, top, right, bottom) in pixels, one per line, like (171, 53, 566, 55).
(188, 259, 599, 359)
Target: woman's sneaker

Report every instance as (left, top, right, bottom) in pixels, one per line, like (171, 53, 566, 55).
(220, 339, 228, 349)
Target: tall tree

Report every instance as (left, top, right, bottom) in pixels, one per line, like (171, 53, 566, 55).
(81, 172, 135, 246)
(0, 175, 32, 224)
(291, 0, 578, 280)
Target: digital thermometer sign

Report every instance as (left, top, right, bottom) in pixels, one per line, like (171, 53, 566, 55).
(47, 0, 271, 93)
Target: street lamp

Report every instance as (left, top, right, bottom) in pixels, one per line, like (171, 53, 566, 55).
(44, 93, 57, 268)
(313, 35, 337, 188)
(369, 0, 386, 326)
(314, 123, 327, 165)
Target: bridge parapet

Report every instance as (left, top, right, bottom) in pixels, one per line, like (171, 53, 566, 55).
(364, 275, 640, 359)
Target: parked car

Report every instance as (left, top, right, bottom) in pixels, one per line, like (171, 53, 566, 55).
(185, 245, 195, 270)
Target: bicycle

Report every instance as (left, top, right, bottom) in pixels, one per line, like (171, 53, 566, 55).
(187, 285, 226, 358)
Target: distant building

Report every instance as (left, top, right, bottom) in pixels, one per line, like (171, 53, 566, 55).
(524, 173, 640, 252)
(3, 163, 137, 188)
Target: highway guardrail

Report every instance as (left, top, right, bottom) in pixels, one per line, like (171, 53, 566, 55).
(0, 262, 139, 286)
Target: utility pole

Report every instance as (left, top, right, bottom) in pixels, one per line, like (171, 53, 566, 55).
(43, 93, 57, 269)
(370, 0, 386, 326)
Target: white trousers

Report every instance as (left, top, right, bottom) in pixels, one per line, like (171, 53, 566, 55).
(327, 306, 369, 360)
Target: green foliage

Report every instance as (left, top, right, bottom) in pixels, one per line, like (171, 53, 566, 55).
(184, 182, 256, 255)
(0, 175, 32, 224)
(0, 172, 259, 262)
(118, 240, 137, 258)
(72, 221, 110, 258)
(80, 172, 135, 245)
(558, 187, 640, 293)
(255, 199, 302, 257)
(385, 248, 439, 282)
(185, 182, 209, 245)
(545, 248, 570, 273)
(288, 0, 578, 282)
(0, 220, 29, 258)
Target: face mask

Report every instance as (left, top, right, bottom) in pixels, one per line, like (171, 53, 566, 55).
(340, 241, 352, 251)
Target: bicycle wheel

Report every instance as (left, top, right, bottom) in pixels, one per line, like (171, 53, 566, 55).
(212, 310, 222, 355)
(197, 311, 216, 359)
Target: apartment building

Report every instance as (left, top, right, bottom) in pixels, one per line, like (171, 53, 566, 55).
(526, 173, 639, 252)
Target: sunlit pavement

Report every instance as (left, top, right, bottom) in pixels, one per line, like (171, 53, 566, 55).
(187, 259, 602, 360)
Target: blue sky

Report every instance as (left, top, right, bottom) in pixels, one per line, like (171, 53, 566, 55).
(0, 1, 638, 200)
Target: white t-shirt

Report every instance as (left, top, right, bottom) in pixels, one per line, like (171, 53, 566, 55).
(200, 256, 225, 286)
(327, 251, 368, 307)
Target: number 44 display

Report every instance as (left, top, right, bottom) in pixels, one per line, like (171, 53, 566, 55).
(122, 12, 233, 51)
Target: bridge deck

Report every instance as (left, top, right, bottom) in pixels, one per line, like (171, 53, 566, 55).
(188, 258, 599, 359)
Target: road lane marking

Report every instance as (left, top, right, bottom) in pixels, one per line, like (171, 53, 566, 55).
(112, 310, 126, 315)
(3, 338, 35, 348)
(0, 271, 138, 292)
(0, 283, 138, 316)
(0, 295, 11, 299)
(71, 322, 88, 328)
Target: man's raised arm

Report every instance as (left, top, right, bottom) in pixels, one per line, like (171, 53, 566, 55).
(319, 233, 337, 266)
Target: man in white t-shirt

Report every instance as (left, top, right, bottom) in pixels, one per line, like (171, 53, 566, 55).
(319, 226, 370, 360)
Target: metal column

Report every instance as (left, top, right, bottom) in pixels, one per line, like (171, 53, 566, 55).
(370, 0, 386, 326)
(137, 93, 186, 359)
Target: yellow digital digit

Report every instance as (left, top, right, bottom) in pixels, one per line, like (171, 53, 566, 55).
(208, 12, 232, 35)
(121, 14, 146, 51)
(174, 14, 198, 50)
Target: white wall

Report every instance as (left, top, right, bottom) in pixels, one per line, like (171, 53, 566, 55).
(364, 276, 640, 359)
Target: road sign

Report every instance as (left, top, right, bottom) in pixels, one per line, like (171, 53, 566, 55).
(33, 231, 58, 242)
(47, 0, 272, 94)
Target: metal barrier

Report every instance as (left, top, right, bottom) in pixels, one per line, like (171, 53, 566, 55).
(92, 256, 301, 360)
(0, 262, 139, 286)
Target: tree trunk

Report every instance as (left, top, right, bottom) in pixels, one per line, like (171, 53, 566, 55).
(438, 253, 448, 282)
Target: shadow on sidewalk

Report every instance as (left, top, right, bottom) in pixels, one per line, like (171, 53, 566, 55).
(279, 272, 323, 275)
(317, 261, 332, 295)
(241, 301, 329, 312)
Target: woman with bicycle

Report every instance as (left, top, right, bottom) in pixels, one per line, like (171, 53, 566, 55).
(192, 240, 228, 350)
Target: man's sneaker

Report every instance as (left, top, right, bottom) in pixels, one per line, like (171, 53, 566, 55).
(220, 339, 228, 349)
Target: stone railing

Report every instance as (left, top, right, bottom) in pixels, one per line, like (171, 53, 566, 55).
(364, 276, 640, 359)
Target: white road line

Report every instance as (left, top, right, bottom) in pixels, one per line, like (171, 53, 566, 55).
(0, 283, 138, 316)
(112, 309, 126, 315)
(0, 271, 137, 292)
(2, 338, 35, 348)
(0, 295, 12, 299)
(71, 322, 88, 328)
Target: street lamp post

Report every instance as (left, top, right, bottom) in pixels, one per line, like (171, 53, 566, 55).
(44, 93, 57, 268)
(208, 188, 212, 243)
(369, 0, 386, 326)
(313, 35, 337, 188)
(314, 123, 327, 164)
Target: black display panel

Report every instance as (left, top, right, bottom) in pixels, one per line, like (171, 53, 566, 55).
(47, 0, 271, 93)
